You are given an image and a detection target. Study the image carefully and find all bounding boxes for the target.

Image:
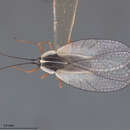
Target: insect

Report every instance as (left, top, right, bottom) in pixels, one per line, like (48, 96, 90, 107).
(0, 0, 130, 92)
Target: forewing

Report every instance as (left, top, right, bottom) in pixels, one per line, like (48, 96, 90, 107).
(56, 39, 130, 92)
(57, 40, 129, 56)
(57, 40, 130, 71)
(56, 66, 130, 92)
(53, 0, 78, 49)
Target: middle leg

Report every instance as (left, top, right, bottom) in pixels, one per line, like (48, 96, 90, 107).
(56, 77, 62, 88)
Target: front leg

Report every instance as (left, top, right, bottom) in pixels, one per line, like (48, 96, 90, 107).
(15, 40, 53, 54)
(12, 66, 40, 74)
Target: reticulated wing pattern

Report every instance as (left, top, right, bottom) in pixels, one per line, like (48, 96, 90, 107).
(75, 51, 130, 72)
(57, 40, 130, 72)
(56, 66, 130, 92)
(57, 40, 129, 56)
(56, 39, 130, 92)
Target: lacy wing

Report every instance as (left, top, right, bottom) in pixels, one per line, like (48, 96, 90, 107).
(57, 40, 130, 71)
(56, 66, 130, 92)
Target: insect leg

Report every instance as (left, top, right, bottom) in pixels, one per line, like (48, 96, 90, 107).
(15, 40, 44, 54)
(66, 40, 70, 44)
(36, 41, 53, 50)
(56, 77, 62, 88)
(16, 40, 53, 54)
(11, 66, 40, 74)
(36, 42, 44, 54)
(15, 40, 34, 44)
(40, 73, 49, 79)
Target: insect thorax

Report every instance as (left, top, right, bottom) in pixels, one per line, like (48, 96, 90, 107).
(40, 50, 67, 74)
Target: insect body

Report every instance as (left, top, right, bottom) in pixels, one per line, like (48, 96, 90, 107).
(40, 50, 67, 74)
(0, 39, 129, 92)
(37, 39, 130, 92)
(0, 0, 130, 92)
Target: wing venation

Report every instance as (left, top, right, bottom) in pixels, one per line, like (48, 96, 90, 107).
(56, 40, 130, 92)
(56, 66, 130, 92)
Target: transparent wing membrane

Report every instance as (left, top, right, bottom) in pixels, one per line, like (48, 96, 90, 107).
(76, 51, 130, 72)
(56, 40, 130, 92)
(57, 40, 129, 57)
(53, 0, 78, 49)
(57, 40, 130, 72)
(56, 66, 130, 92)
